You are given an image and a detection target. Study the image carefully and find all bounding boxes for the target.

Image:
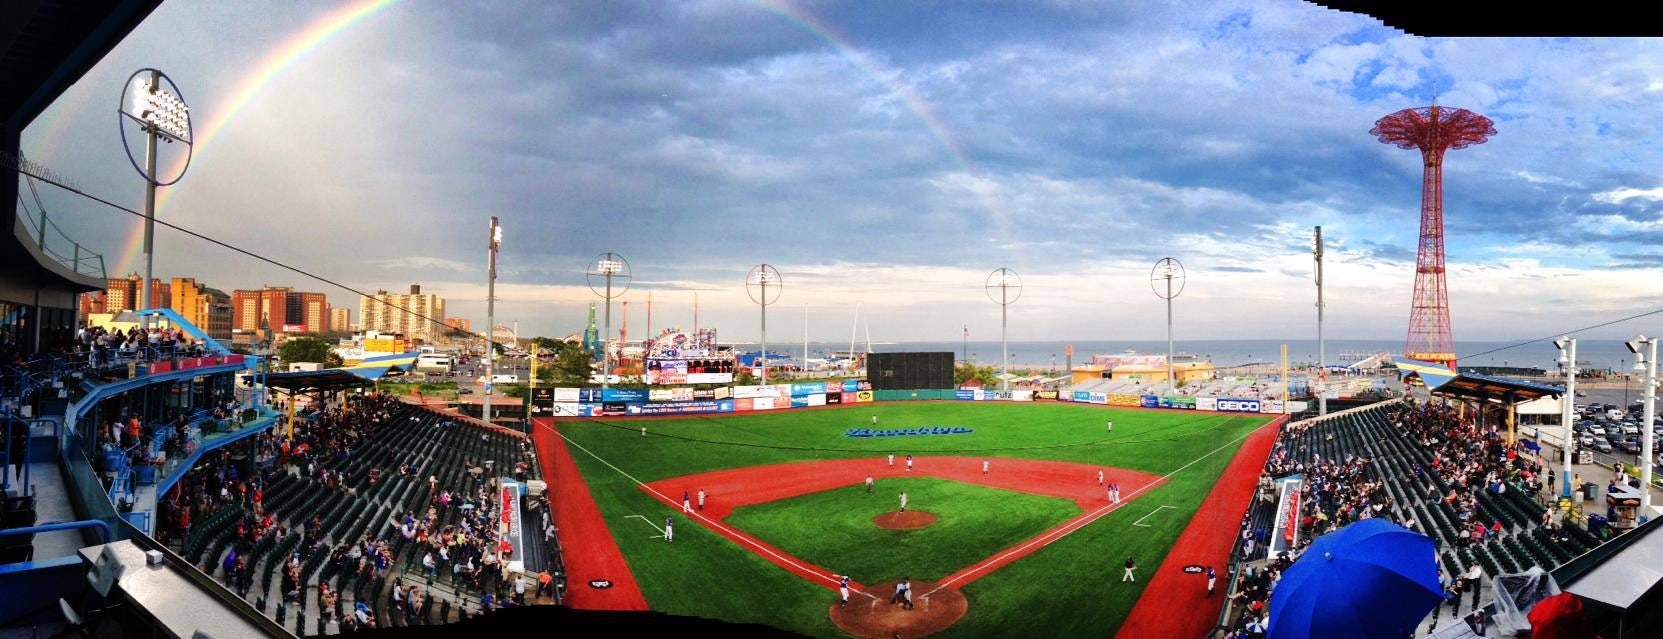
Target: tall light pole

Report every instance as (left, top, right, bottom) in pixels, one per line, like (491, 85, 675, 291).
(484, 217, 502, 422)
(745, 264, 783, 385)
(1151, 258, 1186, 395)
(586, 253, 632, 391)
(117, 69, 193, 327)
(1314, 226, 1327, 416)
(984, 268, 1022, 393)
(1627, 335, 1657, 522)
(1555, 336, 1578, 499)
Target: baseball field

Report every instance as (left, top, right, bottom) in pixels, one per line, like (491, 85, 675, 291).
(532, 402, 1278, 638)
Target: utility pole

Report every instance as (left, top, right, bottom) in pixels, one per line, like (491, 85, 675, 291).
(1628, 335, 1657, 522)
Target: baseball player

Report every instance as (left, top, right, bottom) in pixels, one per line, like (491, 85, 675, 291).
(899, 491, 908, 512)
(888, 453, 894, 468)
(697, 489, 706, 511)
(866, 475, 874, 493)
(1098, 468, 1105, 486)
(982, 459, 990, 475)
(906, 454, 914, 472)
(1106, 419, 1114, 434)
(872, 415, 878, 426)
(903, 577, 914, 610)
(641, 426, 647, 438)
(1206, 566, 1217, 597)
(682, 491, 692, 513)
(890, 581, 907, 605)
(839, 575, 851, 607)
(665, 517, 674, 542)
(1122, 556, 1137, 582)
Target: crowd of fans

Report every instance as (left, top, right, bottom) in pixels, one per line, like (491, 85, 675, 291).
(157, 390, 553, 630)
(1219, 398, 1559, 638)
(75, 325, 213, 368)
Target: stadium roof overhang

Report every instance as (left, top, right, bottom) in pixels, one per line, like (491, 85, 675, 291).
(263, 352, 420, 393)
(1394, 357, 1564, 405)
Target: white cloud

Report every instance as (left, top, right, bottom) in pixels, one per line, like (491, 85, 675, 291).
(1594, 187, 1663, 204)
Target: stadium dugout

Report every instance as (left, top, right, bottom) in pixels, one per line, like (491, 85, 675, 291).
(1395, 357, 1565, 447)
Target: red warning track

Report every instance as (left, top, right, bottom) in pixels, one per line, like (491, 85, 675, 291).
(531, 418, 650, 610)
(639, 456, 1163, 593)
(1113, 416, 1286, 639)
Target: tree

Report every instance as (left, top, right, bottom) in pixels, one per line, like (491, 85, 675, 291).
(735, 370, 758, 387)
(954, 363, 998, 387)
(279, 336, 344, 368)
(539, 339, 594, 386)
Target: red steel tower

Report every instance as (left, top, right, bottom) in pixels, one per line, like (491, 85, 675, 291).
(1371, 105, 1495, 370)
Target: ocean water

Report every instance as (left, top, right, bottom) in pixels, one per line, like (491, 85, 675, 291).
(771, 339, 1643, 371)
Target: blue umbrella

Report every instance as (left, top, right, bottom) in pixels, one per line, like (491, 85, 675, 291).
(1268, 518, 1442, 639)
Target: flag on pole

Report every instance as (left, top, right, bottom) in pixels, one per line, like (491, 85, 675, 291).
(963, 325, 969, 337)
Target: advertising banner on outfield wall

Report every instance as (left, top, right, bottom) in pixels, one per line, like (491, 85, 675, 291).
(550, 403, 585, 417)
(856, 391, 874, 403)
(1073, 391, 1091, 402)
(601, 402, 628, 415)
(1259, 400, 1283, 414)
(753, 397, 777, 410)
(626, 400, 736, 416)
(806, 393, 827, 406)
(958, 389, 978, 401)
(1140, 395, 1159, 408)
(1197, 397, 1217, 411)
(1037, 390, 1059, 400)
(1089, 392, 1109, 404)
(553, 387, 581, 403)
(602, 388, 649, 403)
(792, 383, 826, 396)
(826, 392, 843, 404)
(1107, 393, 1141, 407)
(1159, 396, 1196, 409)
(1013, 390, 1033, 402)
(685, 373, 734, 384)
(735, 398, 753, 411)
(1215, 398, 1262, 413)
(989, 391, 1014, 401)
(649, 389, 674, 402)
(732, 385, 773, 399)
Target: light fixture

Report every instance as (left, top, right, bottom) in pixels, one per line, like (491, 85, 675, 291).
(1553, 336, 1568, 351)
(1628, 335, 1648, 355)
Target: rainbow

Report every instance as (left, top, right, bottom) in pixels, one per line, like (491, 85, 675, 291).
(112, 0, 401, 273)
(750, 0, 1011, 232)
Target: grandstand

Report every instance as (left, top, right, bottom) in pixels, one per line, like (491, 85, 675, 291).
(1217, 398, 1613, 637)
(173, 398, 557, 634)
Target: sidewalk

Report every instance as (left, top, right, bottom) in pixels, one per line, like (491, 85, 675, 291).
(1528, 436, 1663, 520)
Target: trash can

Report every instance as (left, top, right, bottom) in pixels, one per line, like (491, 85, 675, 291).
(1582, 481, 1599, 501)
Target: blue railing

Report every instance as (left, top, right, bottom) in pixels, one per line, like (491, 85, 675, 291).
(0, 519, 114, 546)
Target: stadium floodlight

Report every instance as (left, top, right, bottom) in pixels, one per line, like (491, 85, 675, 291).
(985, 268, 1022, 393)
(484, 217, 502, 422)
(117, 68, 193, 328)
(1632, 334, 1658, 522)
(1151, 258, 1186, 395)
(586, 253, 633, 391)
(745, 264, 784, 384)
(1556, 336, 1577, 499)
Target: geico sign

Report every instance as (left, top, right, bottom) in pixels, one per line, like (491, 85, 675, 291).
(1217, 399, 1261, 412)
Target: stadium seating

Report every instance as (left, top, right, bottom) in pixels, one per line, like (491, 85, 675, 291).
(198, 401, 547, 633)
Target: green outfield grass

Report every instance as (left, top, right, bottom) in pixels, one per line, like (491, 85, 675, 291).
(726, 477, 1081, 583)
(554, 402, 1268, 637)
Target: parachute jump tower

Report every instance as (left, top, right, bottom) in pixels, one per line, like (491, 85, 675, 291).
(1370, 104, 1496, 370)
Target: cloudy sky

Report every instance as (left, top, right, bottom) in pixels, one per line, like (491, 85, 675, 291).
(20, 0, 1663, 344)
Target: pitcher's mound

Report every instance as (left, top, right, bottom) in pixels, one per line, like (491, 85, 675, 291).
(873, 511, 937, 529)
(830, 581, 967, 638)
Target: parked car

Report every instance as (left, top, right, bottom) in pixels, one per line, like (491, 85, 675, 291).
(1589, 425, 1607, 437)
(456, 387, 472, 394)
(1593, 440, 1614, 454)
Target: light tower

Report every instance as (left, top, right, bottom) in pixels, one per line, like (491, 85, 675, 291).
(1371, 104, 1495, 370)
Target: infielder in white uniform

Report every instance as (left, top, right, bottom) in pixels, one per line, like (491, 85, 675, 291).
(982, 459, 990, 475)
(899, 491, 908, 512)
(888, 453, 894, 468)
(665, 517, 674, 542)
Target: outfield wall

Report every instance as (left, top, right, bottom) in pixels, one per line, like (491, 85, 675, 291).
(529, 382, 1305, 419)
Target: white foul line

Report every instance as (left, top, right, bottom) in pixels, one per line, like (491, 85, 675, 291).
(547, 421, 880, 601)
(923, 419, 1270, 597)
(1132, 505, 1176, 527)
(627, 514, 667, 535)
